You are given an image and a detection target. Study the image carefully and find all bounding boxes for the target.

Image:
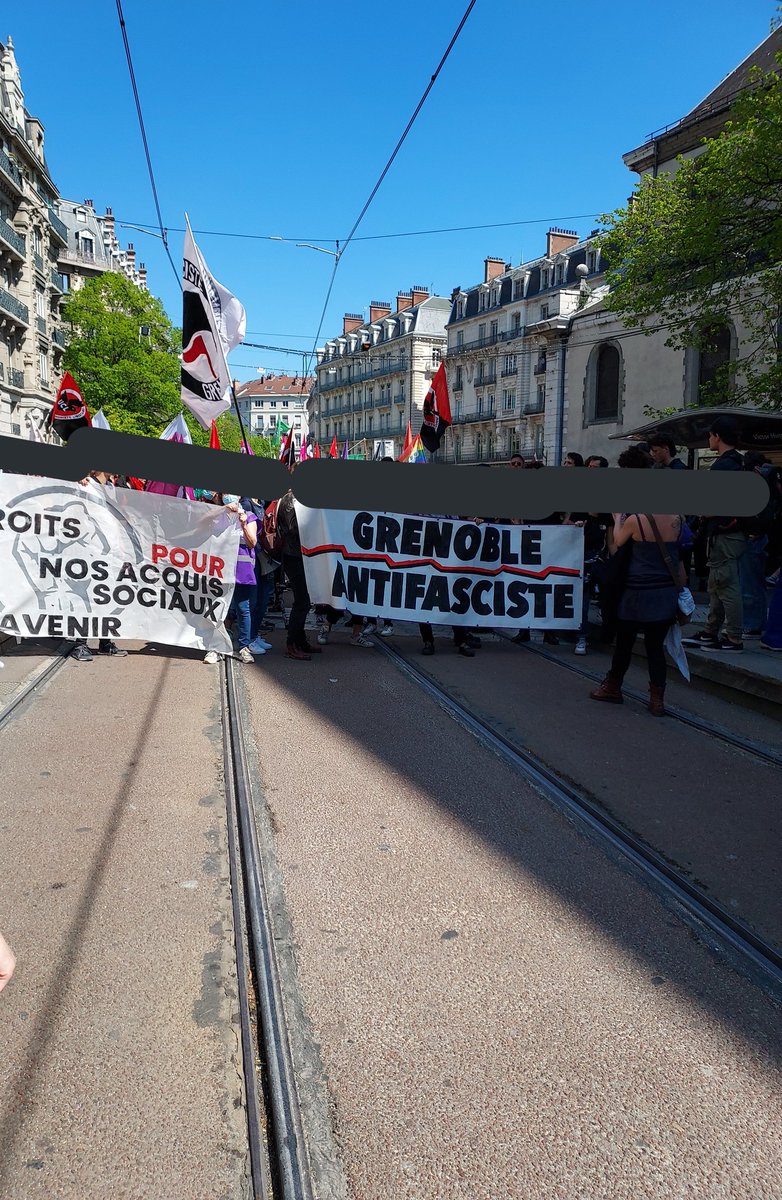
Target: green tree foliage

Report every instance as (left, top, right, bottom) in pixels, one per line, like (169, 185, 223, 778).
(61, 273, 276, 454)
(600, 60, 782, 411)
(187, 411, 274, 458)
(62, 274, 181, 434)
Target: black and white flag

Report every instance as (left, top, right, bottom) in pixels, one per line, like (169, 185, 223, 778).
(180, 216, 246, 429)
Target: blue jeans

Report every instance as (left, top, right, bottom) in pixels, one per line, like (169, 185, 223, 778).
(738, 535, 768, 633)
(233, 583, 257, 650)
(251, 573, 275, 640)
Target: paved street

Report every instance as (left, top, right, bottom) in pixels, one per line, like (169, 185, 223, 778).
(1, 628, 779, 1199)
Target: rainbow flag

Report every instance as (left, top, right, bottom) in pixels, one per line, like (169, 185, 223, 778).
(399, 433, 427, 463)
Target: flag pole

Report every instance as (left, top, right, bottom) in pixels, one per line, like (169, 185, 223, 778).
(229, 380, 253, 457)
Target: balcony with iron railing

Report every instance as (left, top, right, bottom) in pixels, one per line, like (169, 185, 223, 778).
(452, 409, 497, 426)
(36, 316, 47, 337)
(9, 367, 25, 389)
(501, 366, 518, 378)
(52, 327, 68, 349)
(392, 393, 405, 405)
(0, 217, 26, 259)
(46, 206, 68, 244)
(51, 268, 65, 292)
(0, 286, 29, 325)
(0, 147, 24, 192)
(320, 358, 408, 391)
(474, 371, 497, 388)
(523, 398, 545, 415)
(33, 251, 44, 273)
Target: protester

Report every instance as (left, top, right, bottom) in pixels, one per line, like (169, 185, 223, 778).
(589, 502, 685, 716)
(420, 623, 475, 657)
(510, 452, 525, 469)
(276, 485, 319, 660)
(563, 452, 584, 467)
(71, 470, 128, 662)
(240, 495, 276, 656)
(738, 452, 775, 638)
(0, 930, 15, 993)
(585, 455, 608, 468)
(648, 435, 687, 470)
(223, 494, 258, 664)
(683, 417, 746, 652)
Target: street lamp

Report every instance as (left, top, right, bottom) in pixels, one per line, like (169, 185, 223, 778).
(296, 241, 341, 261)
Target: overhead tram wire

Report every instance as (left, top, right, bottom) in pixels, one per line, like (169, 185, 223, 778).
(301, 0, 479, 386)
(114, 0, 180, 288)
(115, 212, 603, 248)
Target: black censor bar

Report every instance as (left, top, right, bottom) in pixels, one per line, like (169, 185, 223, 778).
(0, 428, 768, 518)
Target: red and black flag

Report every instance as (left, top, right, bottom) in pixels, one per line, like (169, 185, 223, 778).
(47, 371, 91, 442)
(419, 361, 452, 454)
(279, 427, 297, 470)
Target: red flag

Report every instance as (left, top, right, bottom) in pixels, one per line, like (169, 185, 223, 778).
(279, 427, 296, 469)
(48, 371, 91, 442)
(329, 435, 338, 459)
(313, 442, 321, 458)
(402, 421, 413, 458)
(419, 362, 452, 454)
(209, 419, 221, 449)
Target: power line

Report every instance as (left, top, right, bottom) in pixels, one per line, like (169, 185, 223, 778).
(114, 1, 180, 288)
(303, 0, 479, 381)
(115, 212, 602, 248)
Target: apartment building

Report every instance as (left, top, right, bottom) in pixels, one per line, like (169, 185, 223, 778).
(564, 25, 782, 463)
(443, 232, 605, 465)
(310, 288, 450, 458)
(235, 374, 312, 447)
(57, 201, 147, 293)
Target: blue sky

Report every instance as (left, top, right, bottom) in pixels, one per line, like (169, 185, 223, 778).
(8, 1, 777, 381)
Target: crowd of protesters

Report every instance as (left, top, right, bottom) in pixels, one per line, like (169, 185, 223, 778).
(65, 416, 782, 717)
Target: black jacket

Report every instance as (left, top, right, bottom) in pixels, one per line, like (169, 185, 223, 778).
(707, 447, 744, 536)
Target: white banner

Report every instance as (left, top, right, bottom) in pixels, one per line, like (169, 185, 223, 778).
(297, 504, 584, 628)
(0, 474, 239, 653)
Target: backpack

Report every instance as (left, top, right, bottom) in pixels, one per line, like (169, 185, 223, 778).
(260, 499, 281, 555)
(740, 466, 781, 536)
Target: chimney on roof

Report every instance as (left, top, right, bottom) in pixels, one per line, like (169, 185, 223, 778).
(546, 227, 579, 257)
(369, 300, 392, 323)
(450, 286, 461, 302)
(484, 258, 505, 283)
(138, 262, 147, 288)
(396, 291, 413, 313)
(126, 243, 136, 268)
(103, 207, 115, 232)
(84, 198, 94, 209)
(343, 313, 363, 334)
(410, 285, 429, 306)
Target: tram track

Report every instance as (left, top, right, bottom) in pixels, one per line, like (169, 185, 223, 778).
(0, 641, 72, 733)
(496, 631, 782, 769)
(373, 636, 782, 999)
(221, 655, 315, 1200)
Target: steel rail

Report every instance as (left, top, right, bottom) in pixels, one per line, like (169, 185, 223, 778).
(223, 656, 315, 1200)
(373, 638, 782, 995)
(0, 643, 72, 732)
(497, 632, 782, 769)
(220, 662, 274, 1198)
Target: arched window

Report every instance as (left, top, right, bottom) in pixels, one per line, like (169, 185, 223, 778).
(584, 340, 623, 425)
(595, 344, 620, 420)
(698, 324, 732, 402)
(684, 322, 735, 406)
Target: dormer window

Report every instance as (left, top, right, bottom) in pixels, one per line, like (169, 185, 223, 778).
(490, 287, 498, 306)
(587, 250, 597, 273)
(513, 279, 523, 301)
(555, 263, 564, 285)
(479, 291, 486, 311)
(541, 269, 550, 290)
(456, 300, 464, 319)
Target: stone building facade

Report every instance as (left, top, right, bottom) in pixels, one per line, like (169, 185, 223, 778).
(310, 289, 450, 458)
(235, 374, 312, 448)
(442, 233, 605, 465)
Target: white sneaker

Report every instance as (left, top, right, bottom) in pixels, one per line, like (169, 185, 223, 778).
(351, 634, 373, 648)
(238, 646, 254, 664)
(248, 639, 269, 654)
(203, 650, 220, 664)
(379, 623, 394, 636)
(363, 622, 378, 635)
(574, 637, 587, 655)
(317, 626, 330, 645)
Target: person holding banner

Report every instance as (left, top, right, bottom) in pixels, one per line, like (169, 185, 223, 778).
(276, 488, 318, 661)
(222, 495, 258, 665)
(71, 470, 128, 662)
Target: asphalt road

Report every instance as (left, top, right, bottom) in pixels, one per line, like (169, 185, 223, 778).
(240, 624, 781, 1200)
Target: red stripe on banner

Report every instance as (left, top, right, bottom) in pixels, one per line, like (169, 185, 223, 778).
(301, 543, 580, 580)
